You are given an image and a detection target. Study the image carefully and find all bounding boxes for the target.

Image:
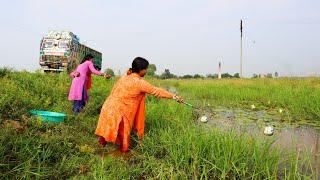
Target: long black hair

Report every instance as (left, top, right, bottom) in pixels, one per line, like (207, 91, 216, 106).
(81, 54, 94, 64)
(130, 57, 149, 73)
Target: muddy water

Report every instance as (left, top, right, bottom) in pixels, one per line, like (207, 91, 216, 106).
(195, 107, 320, 174)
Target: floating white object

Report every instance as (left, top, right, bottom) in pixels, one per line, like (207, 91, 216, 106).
(279, 108, 283, 113)
(264, 126, 274, 136)
(200, 116, 208, 123)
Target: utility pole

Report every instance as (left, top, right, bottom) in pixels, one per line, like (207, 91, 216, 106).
(218, 61, 222, 79)
(240, 19, 243, 78)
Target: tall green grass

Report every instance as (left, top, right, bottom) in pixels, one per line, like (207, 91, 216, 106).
(0, 71, 318, 179)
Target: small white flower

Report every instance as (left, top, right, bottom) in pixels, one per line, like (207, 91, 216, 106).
(251, 104, 256, 109)
(279, 108, 283, 113)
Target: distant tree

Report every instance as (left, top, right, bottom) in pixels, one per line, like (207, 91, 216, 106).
(160, 69, 176, 79)
(104, 68, 115, 76)
(252, 74, 258, 78)
(0, 67, 13, 78)
(193, 74, 203, 79)
(206, 74, 218, 79)
(233, 73, 240, 78)
(182, 74, 193, 79)
(267, 73, 273, 78)
(147, 64, 157, 76)
(274, 72, 279, 78)
(162, 69, 171, 79)
(221, 73, 233, 78)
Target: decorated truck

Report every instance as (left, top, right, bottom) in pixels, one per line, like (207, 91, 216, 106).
(39, 30, 102, 72)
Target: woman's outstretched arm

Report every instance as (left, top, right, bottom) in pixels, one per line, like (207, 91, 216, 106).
(88, 61, 103, 76)
(139, 79, 174, 98)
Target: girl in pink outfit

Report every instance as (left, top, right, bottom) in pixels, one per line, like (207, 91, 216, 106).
(68, 54, 110, 114)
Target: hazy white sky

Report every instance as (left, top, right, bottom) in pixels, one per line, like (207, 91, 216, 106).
(0, 0, 319, 76)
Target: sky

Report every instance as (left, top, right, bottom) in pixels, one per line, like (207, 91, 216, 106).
(0, 0, 319, 77)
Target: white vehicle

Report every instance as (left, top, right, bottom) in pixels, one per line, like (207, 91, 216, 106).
(39, 30, 102, 72)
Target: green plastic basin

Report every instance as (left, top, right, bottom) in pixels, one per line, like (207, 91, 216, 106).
(29, 110, 66, 123)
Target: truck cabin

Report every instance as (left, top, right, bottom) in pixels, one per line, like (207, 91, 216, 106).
(42, 39, 70, 50)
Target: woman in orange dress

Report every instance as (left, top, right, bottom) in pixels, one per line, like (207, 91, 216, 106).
(95, 57, 183, 152)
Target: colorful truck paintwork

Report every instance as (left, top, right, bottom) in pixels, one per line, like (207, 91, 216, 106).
(39, 30, 102, 72)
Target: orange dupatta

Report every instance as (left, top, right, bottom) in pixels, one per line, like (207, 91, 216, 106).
(86, 74, 92, 90)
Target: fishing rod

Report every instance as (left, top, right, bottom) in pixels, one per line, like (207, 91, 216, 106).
(181, 101, 201, 110)
(181, 101, 210, 122)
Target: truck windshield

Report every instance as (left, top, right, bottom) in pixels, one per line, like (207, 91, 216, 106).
(44, 41, 54, 48)
(59, 41, 69, 49)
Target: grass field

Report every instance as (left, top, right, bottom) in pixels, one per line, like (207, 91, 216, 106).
(0, 69, 319, 179)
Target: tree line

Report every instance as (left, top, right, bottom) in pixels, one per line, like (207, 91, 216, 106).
(104, 64, 278, 79)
